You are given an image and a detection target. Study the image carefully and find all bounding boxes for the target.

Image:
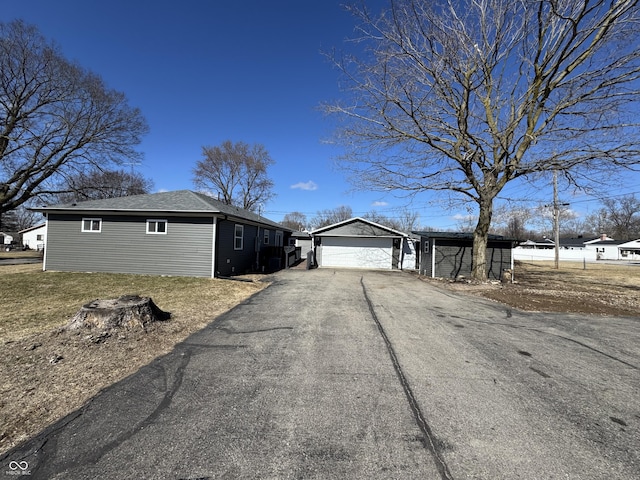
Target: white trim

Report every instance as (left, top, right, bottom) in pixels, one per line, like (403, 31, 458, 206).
(211, 216, 217, 278)
(81, 217, 102, 232)
(311, 217, 408, 237)
(234, 224, 244, 250)
(42, 220, 49, 272)
(431, 238, 436, 278)
(146, 219, 168, 234)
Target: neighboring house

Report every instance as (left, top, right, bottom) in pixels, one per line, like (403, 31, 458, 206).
(516, 238, 555, 250)
(514, 234, 626, 262)
(618, 239, 640, 260)
(583, 235, 622, 260)
(20, 223, 46, 250)
(514, 236, 596, 262)
(33, 190, 292, 277)
(311, 217, 414, 270)
(413, 231, 514, 280)
(1, 232, 14, 247)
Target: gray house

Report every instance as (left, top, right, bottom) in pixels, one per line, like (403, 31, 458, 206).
(413, 231, 514, 280)
(34, 190, 292, 278)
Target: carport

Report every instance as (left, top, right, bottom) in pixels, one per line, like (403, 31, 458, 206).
(312, 217, 406, 270)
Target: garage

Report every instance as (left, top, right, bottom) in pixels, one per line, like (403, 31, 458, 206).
(312, 217, 407, 270)
(319, 236, 394, 269)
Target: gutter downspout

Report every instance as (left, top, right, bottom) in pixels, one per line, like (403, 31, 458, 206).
(431, 237, 436, 278)
(211, 216, 218, 278)
(511, 241, 515, 283)
(42, 214, 48, 272)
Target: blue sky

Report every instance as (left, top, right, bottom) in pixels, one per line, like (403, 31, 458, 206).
(3, 0, 639, 231)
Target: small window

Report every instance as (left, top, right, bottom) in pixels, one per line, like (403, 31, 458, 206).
(147, 219, 167, 234)
(275, 230, 283, 247)
(234, 224, 244, 250)
(423, 240, 430, 253)
(36, 234, 43, 241)
(264, 229, 269, 245)
(82, 218, 102, 232)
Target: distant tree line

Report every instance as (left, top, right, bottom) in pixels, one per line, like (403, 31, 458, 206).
(281, 205, 428, 233)
(280, 194, 640, 242)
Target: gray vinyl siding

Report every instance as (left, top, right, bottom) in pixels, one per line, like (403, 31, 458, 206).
(45, 214, 214, 277)
(420, 237, 512, 280)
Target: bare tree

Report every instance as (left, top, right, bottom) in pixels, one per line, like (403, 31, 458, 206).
(311, 205, 353, 229)
(363, 207, 421, 232)
(325, 0, 640, 280)
(281, 211, 308, 231)
(193, 140, 275, 212)
(55, 168, 154, 203)
(594, 194, 640, 240)
(492, 205, 534, 240)
(0, 20, 148, 217)
(0, 205, 41, 231)
(362, 210, 399, 229)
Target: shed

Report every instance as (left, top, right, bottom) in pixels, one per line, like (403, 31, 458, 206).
(413, 231, 514, 280)
(312, 217, 411, 270)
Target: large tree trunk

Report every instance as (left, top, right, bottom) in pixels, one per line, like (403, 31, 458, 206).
(472, 198, 493, 281)
(66, 295, 170, 331)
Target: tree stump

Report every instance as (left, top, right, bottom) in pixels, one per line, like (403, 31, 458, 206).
(66, 295, 171, 331)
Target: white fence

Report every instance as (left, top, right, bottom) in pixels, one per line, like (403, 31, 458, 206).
(513, 248, 597, 262)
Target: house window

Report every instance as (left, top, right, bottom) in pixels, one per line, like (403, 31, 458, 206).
(234, 224, 244, 250)
(275, 230, 283, 247)
(36, 234, 43, 241)
(264, 229, 270, 245)
(424, 240, 430, 253)
(147, 219, 167, 234)
(82, 218, 102, 232)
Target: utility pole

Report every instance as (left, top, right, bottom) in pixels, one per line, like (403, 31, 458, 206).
(548, 169, 570, 270)
(553, 170, 560, 269)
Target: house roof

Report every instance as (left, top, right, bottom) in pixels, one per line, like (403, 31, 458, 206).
(33, 190, 292, 231)
(617, 239, 640, 248)
(412, 231, 514, 242)
(18, 223, 46, 234)
(291, 231, 312, 238)
(559, 237, 587, 247)
(311, 217, 407, 237)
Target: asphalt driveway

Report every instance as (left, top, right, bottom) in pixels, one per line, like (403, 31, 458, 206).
(2, 268, 639, 479)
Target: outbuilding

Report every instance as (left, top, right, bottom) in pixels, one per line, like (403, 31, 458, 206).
(413, 231, 514, 280)
(312, 217, 414, 270)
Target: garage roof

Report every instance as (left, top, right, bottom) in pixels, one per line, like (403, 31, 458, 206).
(312, 217, 407, 237)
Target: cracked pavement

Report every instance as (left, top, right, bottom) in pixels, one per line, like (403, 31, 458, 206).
(2, 268, 639, 479)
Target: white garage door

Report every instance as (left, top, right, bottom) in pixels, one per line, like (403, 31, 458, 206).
(320, 236, 393, 269)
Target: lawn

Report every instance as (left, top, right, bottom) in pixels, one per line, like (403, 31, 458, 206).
(440, 260, 640, 317)
(0, 264, 268, 454)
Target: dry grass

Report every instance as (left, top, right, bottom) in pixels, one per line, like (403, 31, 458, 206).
(438, 260, 640, 317)
(0, 264, 268, 454)
(2, 260, 638, 456)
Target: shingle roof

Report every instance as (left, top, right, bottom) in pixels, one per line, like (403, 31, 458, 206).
(412, 231, 513, 241)
(35, 190, 291, 231)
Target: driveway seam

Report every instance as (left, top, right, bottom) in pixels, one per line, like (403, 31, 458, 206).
(360, 276, 454, 480)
